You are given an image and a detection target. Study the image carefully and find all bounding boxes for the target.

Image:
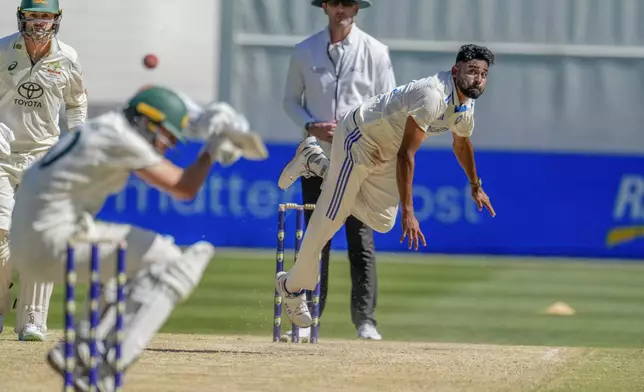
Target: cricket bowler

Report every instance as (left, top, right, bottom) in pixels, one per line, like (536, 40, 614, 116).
(0, 0, 87, 340)
(9, 85, 267, 390)
(275, 44, 497, 327)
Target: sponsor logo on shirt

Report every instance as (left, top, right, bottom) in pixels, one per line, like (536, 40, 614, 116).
(15, 81, 44, 108)
(42, 61, 63, 82)
(44, 61, 62, 75)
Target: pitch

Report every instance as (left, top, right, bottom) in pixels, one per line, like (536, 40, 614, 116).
(1, 250, 644, 390)
(1, 332, 643, 392)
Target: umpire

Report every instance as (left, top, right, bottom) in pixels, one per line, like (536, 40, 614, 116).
(282, 0, 396, 340)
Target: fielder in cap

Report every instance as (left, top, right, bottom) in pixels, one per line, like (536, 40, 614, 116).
(0, 0, 87, 341)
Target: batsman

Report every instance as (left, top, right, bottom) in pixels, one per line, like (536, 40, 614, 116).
(10, 85, 267, 390)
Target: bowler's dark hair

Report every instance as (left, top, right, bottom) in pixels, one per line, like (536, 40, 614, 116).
(455, 44, 495, 66)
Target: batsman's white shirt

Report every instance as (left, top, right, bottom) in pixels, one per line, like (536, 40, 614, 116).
(10, 111, 163, 266)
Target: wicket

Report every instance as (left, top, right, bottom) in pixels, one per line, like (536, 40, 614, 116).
(64, 241, 127, 392)
(273, 203, 321, 343)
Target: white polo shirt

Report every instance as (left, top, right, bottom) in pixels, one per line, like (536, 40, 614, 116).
(0, 32, 87, 154)
(283, 24, 396, 154)
(356, 70, 476, 161)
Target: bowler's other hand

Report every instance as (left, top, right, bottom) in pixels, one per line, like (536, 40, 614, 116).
(400, 212, 426, 251)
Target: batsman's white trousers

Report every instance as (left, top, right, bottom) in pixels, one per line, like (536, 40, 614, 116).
(12, 218, 186, 286)
(287, 109, 399, 291)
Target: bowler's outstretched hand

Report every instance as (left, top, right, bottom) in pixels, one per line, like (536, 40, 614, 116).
(400, 213, 427, 251)
(472, 187, 495, 217)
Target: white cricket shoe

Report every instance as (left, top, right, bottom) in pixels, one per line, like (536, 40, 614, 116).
(275, 272, 312, 327)
(278, 136, 324, 190)
(357, 323, 382, 341)
(18, 323, 46, 341)
(14, 323, 49, 335)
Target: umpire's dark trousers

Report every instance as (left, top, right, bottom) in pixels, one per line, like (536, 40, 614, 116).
(302, 176, 378, 328)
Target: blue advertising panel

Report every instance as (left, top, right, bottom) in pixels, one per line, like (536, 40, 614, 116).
(97, 142, 644, 259)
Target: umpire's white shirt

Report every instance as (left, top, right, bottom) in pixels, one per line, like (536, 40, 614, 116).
(0, 33, 87, 154)
(283, 24, 396, 155)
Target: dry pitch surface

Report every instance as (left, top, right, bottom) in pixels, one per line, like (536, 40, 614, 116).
(1, 332, 643, 392)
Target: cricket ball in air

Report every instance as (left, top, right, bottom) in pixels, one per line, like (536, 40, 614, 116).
(143, 54, 158, 69)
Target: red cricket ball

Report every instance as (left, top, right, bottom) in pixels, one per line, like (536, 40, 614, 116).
(143, 54, 158, 69)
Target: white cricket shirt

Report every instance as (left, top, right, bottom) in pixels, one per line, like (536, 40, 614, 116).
(11, 111, 162, 247)
(0, 33, 87, 154)
(355, 70, 475, 161)
(283, 24, 396, 154)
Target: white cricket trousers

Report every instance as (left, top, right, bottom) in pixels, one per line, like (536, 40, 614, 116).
(0, 152, 44, 230)
(13, 219, 186, 286)
(0, 151, 47, 318)
(287, 109, 399, 292)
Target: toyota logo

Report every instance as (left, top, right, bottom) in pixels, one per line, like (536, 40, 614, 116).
(18, 82, 44, 100)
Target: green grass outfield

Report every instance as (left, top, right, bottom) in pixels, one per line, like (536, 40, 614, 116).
(5, 249, 644, 348)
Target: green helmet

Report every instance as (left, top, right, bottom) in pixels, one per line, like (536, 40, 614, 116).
(125, 86, 189, 145)
(19, 0, 61, 13)
(17, 0, 63, 43)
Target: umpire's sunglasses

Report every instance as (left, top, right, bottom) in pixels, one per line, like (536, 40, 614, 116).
(325, 0, 359, 6)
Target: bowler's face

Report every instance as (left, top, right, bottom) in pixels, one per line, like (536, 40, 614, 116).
(453, 59, 489, 100)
